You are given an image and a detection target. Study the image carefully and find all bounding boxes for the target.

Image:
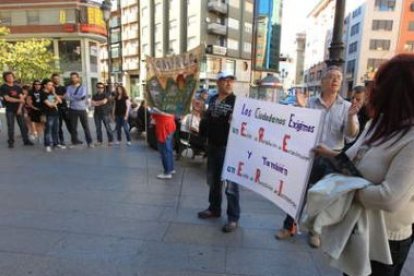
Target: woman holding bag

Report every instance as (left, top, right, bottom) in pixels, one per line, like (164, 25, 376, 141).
(315, 54, 414, 276)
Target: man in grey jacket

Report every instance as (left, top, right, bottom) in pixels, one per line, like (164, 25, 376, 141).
(66, 72, 93, 147)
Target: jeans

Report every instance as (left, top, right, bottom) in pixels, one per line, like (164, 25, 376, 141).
(158, 134, 174, 174)
(68, 109, 92, 144)
(115, 116, 131, 142)
(58, 108, 71, 145)
(6, 111, 29, 145)
(94, 112, 113, 143)
(207, 144, 240, 222)
(44, 115, 59, 147)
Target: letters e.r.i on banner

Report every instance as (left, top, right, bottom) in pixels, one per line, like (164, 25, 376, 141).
(222, 98, 323, 219)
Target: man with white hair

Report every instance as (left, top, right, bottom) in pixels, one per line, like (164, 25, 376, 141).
(275, 66, 361, 248)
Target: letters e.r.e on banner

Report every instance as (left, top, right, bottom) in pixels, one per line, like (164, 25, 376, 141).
(222, 98, 323, 219)
(145, 46, 202, 116)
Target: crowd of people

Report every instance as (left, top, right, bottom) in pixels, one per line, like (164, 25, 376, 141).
(1, 53, 413, 276)
(0, 71, 147, 152)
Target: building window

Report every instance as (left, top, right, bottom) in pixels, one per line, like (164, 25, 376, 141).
(404, 41, 414, 52)
(0, 11, 11, 25)
(142, 43, 149, 55)
(226, 59, 236, 75)
(155, 2, 162, 15)
(348, 41, 358, 54)
(372, 20, 393, 31)
(27, 10, 40, 25)
(351, 23, 360, 36)
(188, 14, 197, 26)
(89, 42, 98, 73)
(374, 0, 396, 11)
(188, 36, 197, 50)
(369, 39, 391, 50)
(244, 22, 252, 33)
(347, 60, 356, 75)
(367, 58, 387, 71)
(155, 23, 161, 38)
(141, 6, 148, 17)
(352, 7, 362, 18)
(206, 57, 222, 73)
(227, 38, 238, 50)
(243, 42, 252, 53)
(58, 40, 82, 72)
(409, 21, 414, 31)
(228, 18, 239, 30)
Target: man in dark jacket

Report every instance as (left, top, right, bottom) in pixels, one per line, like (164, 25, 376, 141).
(198, 71, 240, 233)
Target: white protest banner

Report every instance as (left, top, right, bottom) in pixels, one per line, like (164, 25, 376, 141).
(222, 97, 323, 219)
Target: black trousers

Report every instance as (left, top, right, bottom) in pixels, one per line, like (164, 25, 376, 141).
(344, 236, 412, 276)
(58, 108, 71, 145)
(6, 111, 29, 145)
(68, 109, 92, 144)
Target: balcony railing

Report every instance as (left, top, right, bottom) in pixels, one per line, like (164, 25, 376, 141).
(207, 22, 227, 36)
(207, 0, 228, 14)
(206, 45, 227, 56)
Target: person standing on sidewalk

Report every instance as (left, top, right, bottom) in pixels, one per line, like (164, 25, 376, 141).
(27, 80, 45, 143)
(66, 72, 93, 147)
(40, 79, 64, 152)
(0, 71, 33, 148)
(197, 71, 240, 233)
(52, 73, 71, 147)
(113, 85, 132, 146)
(275, 66, 360, 248)
(91, 82, 113, 146)
(151, 108, 176, 179)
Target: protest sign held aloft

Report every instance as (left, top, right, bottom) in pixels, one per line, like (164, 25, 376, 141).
(145, 46, 202, 116)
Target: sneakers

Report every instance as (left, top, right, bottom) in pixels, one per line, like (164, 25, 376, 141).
(308, 232, 321, 248)
(45, 146, 52, 153)
(95, 142, 103, 147)
(170, 170, 176, 174)
(157, 173, 172, 179)
(222, 221, 238, 233)
(127, 141, 132, 146)
(56, 144, 66, 149)
(197, 209, 221, 219)
(24, 141, 34, 146)
(114, 141, 120, 145)
(108, 142, 113, 146)
(275, 224, 297, 240)
(88, 143, 95, 148)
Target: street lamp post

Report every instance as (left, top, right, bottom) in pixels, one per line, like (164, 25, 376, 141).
(101, 0, 112, 92)
(326, 0, 346, 68)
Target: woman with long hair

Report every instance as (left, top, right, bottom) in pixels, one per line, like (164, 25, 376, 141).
(315, 54, 414, 275)
(26, 80, 45, 142)
(113, 85, 132, 145)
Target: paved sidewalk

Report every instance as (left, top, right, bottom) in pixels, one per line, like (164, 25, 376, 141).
(0, 121, 412, 275)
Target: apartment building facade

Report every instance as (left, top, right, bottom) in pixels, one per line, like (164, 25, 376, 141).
(0, 0, 107, 93)
(303, 0, 335, 94)
(139, 0, 256, 97)
(343, 0, 404, 97)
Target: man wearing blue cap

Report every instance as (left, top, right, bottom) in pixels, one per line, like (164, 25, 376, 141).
(198, 71, 241, 233)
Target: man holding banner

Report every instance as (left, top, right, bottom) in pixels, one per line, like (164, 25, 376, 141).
(198, 71, 241, 233)
(275, 66, 360, 248)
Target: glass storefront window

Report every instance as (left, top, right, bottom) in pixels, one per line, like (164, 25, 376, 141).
(89, 42, 98, 73)
(58, 40, 82, 72)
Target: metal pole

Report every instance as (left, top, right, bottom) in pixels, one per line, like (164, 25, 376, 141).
(326, 0, 346, 67)
(106, 20, 112, 93)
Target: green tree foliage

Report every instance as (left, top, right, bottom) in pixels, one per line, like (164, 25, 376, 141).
(0, 27, 59, 84)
